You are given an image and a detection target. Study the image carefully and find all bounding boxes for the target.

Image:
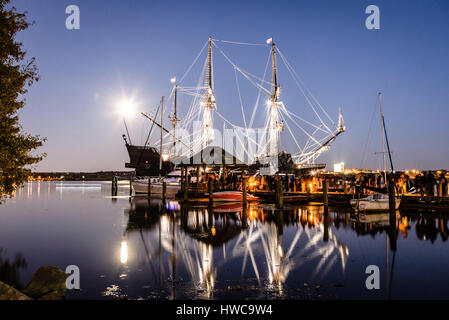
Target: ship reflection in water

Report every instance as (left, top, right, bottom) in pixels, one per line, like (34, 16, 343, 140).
(118, 195, 449, 300)
(2, 181, 449, 300)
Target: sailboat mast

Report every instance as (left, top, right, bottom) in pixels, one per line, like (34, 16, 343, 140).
(159, 96, 165, 177)
(379, 92, 395, 183)
(379, 92, 387, 184)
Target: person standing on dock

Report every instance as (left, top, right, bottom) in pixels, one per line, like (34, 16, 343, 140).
(289, 175, 295, 192)
(376, 174, 383, 189)
(439, 173, 447, 196)
(416, 173, 424, 196)
(283, 175, 289, 192)
(426, 172, 436, 196)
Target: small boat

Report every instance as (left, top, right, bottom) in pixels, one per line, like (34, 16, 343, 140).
(132, 171, 182, 195)
(350, 193, 400, 211)
(132, 179, 180, 195)
(351, 93, 401, 212)
(210, 191, 258, 202)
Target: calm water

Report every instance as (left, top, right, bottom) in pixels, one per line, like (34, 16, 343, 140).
(1, 181, 449, 300)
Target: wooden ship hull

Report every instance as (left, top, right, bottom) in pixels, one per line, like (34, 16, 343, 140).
(124, 143, 173, 177)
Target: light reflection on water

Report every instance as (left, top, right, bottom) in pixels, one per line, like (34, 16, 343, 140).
(1, 181, 449, 299)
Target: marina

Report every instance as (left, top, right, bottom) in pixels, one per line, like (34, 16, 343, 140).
(2, 0, 449, 306)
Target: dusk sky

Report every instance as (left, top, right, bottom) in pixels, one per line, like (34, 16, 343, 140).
(14, 0, 449, 172)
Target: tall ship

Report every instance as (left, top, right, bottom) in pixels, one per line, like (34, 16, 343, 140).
(123, 36, 345, 185)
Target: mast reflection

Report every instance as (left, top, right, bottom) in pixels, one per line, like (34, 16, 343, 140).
(122, 198, 449, 299)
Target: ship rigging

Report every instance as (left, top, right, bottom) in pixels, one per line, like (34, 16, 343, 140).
(125, 36, 345, 175)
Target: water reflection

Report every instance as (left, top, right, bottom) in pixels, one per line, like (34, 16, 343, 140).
(0, 249, 28, 290)
(414, 216, 449, 242)
(4, 182, 449, 299)
(120, 240, 128, 264)
(122, 199, 357, 299)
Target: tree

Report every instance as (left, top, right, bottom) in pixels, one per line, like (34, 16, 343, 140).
(0, 0, 45, 200)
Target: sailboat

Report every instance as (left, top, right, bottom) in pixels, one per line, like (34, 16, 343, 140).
(351, 192, 400, 211)
(350, 93, 401, 211)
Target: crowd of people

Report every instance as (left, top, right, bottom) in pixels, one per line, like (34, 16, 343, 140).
(397, 171, 448, 196)
(186, 169, 449, 197)
(342, 171, 448, 196)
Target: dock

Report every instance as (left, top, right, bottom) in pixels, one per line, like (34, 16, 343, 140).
(171, 167, 449, 212)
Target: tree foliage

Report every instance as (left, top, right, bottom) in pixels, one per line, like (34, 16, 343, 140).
(0, 0, 45, 199)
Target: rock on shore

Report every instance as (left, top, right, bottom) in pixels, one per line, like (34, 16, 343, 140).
(23, 266, 67, 300)
(0, 282, 32, 300)
(0, 266, 67, 300)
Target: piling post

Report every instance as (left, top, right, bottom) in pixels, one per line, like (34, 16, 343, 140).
(221, 167, 226, 190)
(323, 178, 329, 207)
(180, 167, 184, 192)
(242, 178, 247, 207)
(184, 173, 189, 202)
(162, 181, 167, 202)
(388, 175, 396, 213)
(129, 179, 132, 197)
(343, 176, 348, 194)
(112, 176, 117, 196)
(148, 177, 152, 198)
(280, 178, 284, 208)
(275, 176, 279, 205)
(208, 178, 213, 206)
(196, 167, 200, 194)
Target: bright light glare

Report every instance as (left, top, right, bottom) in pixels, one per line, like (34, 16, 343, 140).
(118, 99, 136, 118)
(162, 153, 170, 161)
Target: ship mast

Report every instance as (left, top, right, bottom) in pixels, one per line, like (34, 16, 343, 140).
(159, 96, 164, 178)
(201, 37, 215, 149)
(267, 39, 282, 157)
(207, 37, 213, 91)
(170, 83, 180, 156)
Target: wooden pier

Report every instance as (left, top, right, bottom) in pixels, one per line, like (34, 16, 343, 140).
(173, 177, 449, 213)
(175, 189, 449, 212)
(129, 146, 449, 212)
